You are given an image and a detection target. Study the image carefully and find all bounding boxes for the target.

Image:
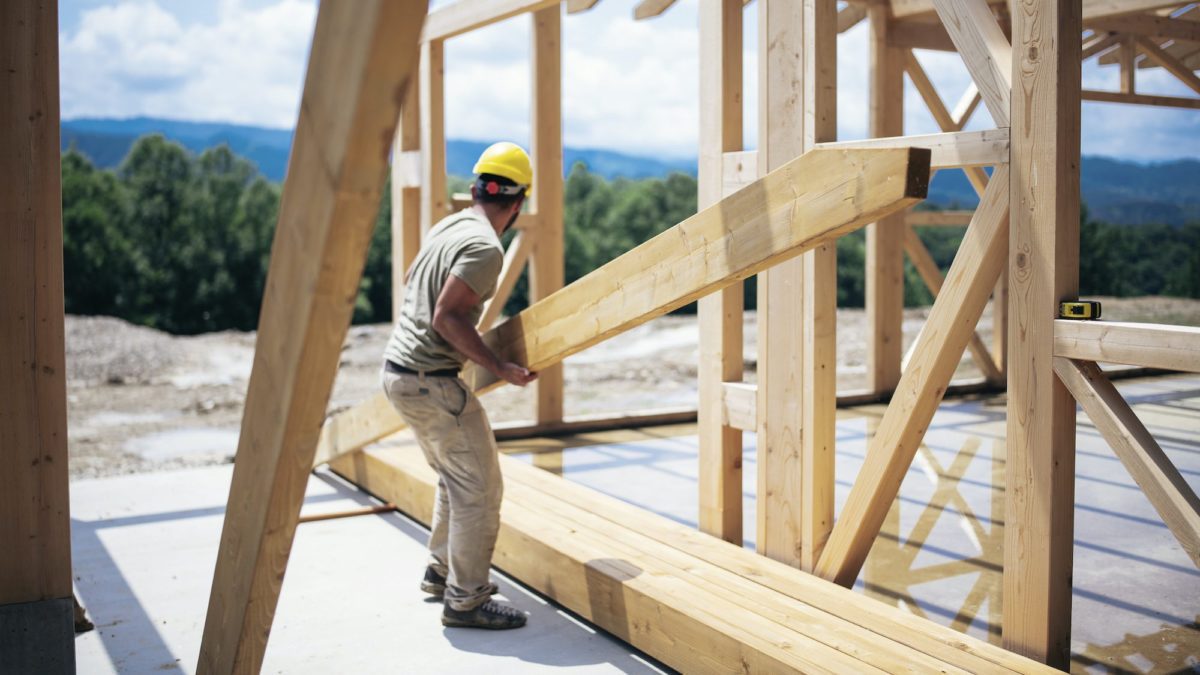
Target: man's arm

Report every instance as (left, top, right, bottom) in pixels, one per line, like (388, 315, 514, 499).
(432, 273, 536, 387)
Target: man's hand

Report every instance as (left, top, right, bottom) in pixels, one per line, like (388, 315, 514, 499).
(496, 362, 537, 387)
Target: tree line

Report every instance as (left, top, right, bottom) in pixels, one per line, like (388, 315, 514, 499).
(62, 135, 1199, 335)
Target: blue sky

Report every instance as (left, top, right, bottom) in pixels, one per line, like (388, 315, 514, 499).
(59, 0, 1200, 161)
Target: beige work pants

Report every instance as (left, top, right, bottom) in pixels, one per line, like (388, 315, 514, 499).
(382, 370, 503, 611)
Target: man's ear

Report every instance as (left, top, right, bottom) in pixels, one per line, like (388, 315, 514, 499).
(470, 184, 479, 200)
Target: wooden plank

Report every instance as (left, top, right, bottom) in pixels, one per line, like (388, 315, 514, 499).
(1054, 320, 1200, 372)
(814, 166, 1010, 588)
(422, 0, 558, 41)
(530, 6, 565, 426)
(0, 0, 72, 607)
(866, 2, 906, 397)
(196, 4, 427, 673)
(698, 0, 745, 546)
(951, 84, 982, 130)
(419, 39, 447, 233)
(1136, 35, 1200, 95)
(838, 4, 868, 32)
(816, 128, 1010, 168)
(1055, 358, 1200, 567)
(634, 0, 676, 20)
(931, 0, 1013, 126)
(391, 77, 421, 319)
(1003, 0, 1081, 666)
(314, 147, 931, 467)
(491, 407, 697, 440)
(799, 0, 839, 574)
(906, 209, 974, 226)
(904, 50, 957, 130)
(721, 382, 757, 431)
(566, 0, 600, 13)
(477, 230, 535, 331)
(903, 225, 1004, 382)
(1087, 13, 1200, 42)
(1081, 89, 1200, 108)
(890, 19, 957, 51)
(722, 150, 759, 197)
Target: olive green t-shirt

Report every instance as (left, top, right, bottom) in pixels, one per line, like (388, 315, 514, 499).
(384, 210, 504, 371)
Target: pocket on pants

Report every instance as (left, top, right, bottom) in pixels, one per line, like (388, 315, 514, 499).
(442, 378, 470, 418)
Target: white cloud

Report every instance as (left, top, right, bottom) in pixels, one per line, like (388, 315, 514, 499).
(60, 0, 1198, 162)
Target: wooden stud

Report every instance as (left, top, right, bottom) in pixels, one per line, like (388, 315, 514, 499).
(698, 0, 745, 545)
(1055, 358, 1200, 567)
(931, 0, 1013, 126)
(196, 4, 427, 673)
(0, 0, 72, 608)
(419, 39, 447, 234)
(1054, 320, 1200, 372)
(314, 147, 931, 467)
(1120, 35, 1137, 94)
(530, 5, 565, 426)
(866, 3, 906, 399)
(391, 75, 422, 319)
(903, 225, 1004, 382)
(1003, 0, 1081, 665)
(815, 166, 1010, 587)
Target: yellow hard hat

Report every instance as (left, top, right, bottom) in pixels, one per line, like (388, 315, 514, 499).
(472, 142, 533, 199)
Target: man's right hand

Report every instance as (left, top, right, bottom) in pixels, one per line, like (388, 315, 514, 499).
(496, 362, 537, 387)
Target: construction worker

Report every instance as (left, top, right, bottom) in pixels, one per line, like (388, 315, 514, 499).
(382, 142, 536, 630)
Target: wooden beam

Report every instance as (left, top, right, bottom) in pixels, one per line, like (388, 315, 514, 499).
(903, 225, 1004, 382)
(1003, 0, 1081, 666)
(814, 166, 1010, 587)
(477, 230, 535, 331)
(391, 77, 421, 319)
(951, 83, 982, 131)
(721, 382, 757, 431)
(1054, 320, 1200, 372)
(1136, 34, 1200, 95)
(931, 0, 1013, 126)
(906, 209, 974, 226)
(0, 0, 72, 612)
(1082, 89, 1200, 108)
(1120, 35, 1137, 93)
(698, 0, 745, 546)
(866, 2, 906, 397)
(890, 0, 1186, 20)
(566, 0, 600, 13)
(196, 4, 427, 673)
(1087, 14, 1200, 42)
(314, 147, 931, 466)
(816, 128, 1010, 168)
(890, 19, 957, 52)
(1055, 358, 1200, 567)
(419, 39, 447, 232)
(904, 50, 957, 130)
(492, 407, 697, 440)
(530, 6, 565, 426)
(1082, 31, 1122, 60)
(838, 4, 868, 32)
(634, 0, 676, 20)
(422, 0, 558, 41)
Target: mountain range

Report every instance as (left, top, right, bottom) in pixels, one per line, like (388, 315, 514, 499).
(61, 117, 1200, 225)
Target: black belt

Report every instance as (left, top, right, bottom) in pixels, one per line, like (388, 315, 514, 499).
(385, 360, 459, 377)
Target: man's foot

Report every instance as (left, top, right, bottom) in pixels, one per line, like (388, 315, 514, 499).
(420, 566, 498, 598)
(442, 600, 528, 630)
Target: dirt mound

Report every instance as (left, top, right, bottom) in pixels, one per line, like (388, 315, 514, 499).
(66, 316, 181, 385)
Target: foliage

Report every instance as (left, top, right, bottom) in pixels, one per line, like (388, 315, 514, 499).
(61, 138, 1199, 335)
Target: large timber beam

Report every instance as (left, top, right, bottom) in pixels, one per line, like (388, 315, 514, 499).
(196, 4, 427, 673)
(313, 146, 932, 467)
(1054, 320, 1200, 372)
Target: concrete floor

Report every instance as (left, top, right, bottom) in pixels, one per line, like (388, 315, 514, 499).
(73, 373, 1199, 674)
(71, 467, 668, 674)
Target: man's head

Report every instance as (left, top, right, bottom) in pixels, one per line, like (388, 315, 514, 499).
(471, 142, 532, 235)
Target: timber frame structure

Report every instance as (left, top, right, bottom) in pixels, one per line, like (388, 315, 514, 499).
(3, 0, 1199, 673)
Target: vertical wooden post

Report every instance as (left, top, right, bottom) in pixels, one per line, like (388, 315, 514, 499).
(392, 74, 422, 318)
(530, 5, 565, 425)
(697, 0, 744, 544)
(420, 39, 447, 234)
(1003, 0, 1081, 667)
(1119, 35, 1136, 95)
(757, 0, 837, 570)
(865, 3, 905, 396)
(198, 4, 426, 673)
(0, 2, 74, 671)
(799, 0, 837, 572)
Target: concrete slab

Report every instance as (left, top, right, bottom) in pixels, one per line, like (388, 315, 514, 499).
(71, 466, 667, 674)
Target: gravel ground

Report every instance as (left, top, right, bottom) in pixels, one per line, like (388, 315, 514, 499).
(65, 296, 1200, 479)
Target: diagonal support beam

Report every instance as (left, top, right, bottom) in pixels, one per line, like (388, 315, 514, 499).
(1054, 358, 1200, 567)
(931, 0, 1013, 126)
(1136, 35, 1200, 95)
(815, 166, 1010, 587)
(313, 147, 932, 467)
(196, 3, 428, 673)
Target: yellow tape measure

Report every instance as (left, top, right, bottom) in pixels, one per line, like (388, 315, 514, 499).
(1059, 301, 1101, 320)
